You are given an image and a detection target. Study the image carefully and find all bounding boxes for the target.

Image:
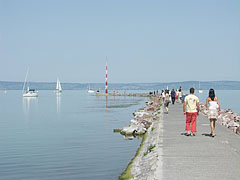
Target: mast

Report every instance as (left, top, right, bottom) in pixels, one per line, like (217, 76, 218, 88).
(56, 78, 59, 90)
(105, 57, 108, 94)
(22, 68, 29, 94)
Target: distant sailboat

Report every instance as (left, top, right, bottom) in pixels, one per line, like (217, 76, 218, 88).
(54, 78, 62, 93)
(22, 68, 38, 97)
(198, 81, 203, 94)
(88, 84, 95, 93)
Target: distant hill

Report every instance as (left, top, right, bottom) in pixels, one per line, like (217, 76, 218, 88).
(0, 81, 239, 91)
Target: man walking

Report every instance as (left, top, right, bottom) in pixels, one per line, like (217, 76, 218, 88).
(183, 88, 199, 136)
(171, 88, 176, 104)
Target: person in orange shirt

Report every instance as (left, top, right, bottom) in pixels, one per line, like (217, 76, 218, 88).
(183, 88, 200, 136)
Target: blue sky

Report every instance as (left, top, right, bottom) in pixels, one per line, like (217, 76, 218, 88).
(0, 0, 239, 83)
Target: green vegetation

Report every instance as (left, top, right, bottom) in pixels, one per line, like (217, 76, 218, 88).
(143, 144, 156, 156)
(119, 133, 147, 180)
(151, 127, 155, 131)
(148, 144, 156, 152)
(113, 129, 122, 133)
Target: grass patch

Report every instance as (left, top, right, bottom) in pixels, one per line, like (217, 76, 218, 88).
(148, 144, 156, 152)
(119, 133, 148, 180)
(143, 144, 156, 156)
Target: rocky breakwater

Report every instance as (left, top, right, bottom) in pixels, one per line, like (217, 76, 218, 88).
(114, 96, 162, 180)
(199, 103, 240, 135)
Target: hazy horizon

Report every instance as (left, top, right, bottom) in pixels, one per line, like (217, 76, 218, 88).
(0, 79, 239, 84)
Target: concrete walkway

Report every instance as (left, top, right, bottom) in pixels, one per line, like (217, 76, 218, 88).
(159, 103, 240, 180)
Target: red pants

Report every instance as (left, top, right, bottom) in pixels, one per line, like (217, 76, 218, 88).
(185, 112, 197, 132)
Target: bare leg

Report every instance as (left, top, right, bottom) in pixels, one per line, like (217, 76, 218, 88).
(210, 119, 215, 136)
(213, 119, 216, 136)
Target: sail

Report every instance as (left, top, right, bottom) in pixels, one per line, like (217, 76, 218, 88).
(58, 80, 62, 91)
(56, 78, 59, 90)
(56, 78, 62, 91)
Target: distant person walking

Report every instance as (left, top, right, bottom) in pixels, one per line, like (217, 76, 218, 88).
(183, 88, 200, 136)
(171, 88, 176, 104)
(176, 89, 179, 103)
(206, 89, 220, 137)
(161, 90, 165, 102)
(164, 90, 170, 114)
(179, 89, 183, 103)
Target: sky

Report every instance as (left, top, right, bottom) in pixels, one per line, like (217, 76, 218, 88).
(0, 0, 239, 83)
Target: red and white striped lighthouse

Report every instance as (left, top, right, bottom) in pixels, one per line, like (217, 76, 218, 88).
(105, 57, 108, 94)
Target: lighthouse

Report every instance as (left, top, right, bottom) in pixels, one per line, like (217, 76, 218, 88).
(105, 57, 108, 94)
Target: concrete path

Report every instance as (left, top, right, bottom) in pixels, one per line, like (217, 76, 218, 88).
(159, 103, 240, 180)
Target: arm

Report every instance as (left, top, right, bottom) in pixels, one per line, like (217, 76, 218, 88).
(206, 98, 209, 109)
(197, 102, 200, 115)
(183, 100, 187, 114)
(216, 97, 220, 112)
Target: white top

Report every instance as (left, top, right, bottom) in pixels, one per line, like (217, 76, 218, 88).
(179, 92, 182, 97)
(162, 92, 165, 98)
(208, 101, 219, 110)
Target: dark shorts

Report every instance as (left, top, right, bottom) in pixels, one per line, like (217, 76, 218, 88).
(164, 100, 170, 107)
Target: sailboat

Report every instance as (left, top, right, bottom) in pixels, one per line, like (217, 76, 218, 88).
(22, 68, 38, 97)
(54, 78, 62, 93)
(88, 84, 95, 93)
(198, 81, 203, 94)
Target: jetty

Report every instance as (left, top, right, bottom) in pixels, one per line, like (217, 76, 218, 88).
(95, 93, 152, 97)
(118, 98, 240, 180)
(157, 103, 240, 180)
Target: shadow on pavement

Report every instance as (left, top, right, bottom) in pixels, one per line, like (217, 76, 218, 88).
(202, 133, 212, 137)
(180, 132, 190, 136)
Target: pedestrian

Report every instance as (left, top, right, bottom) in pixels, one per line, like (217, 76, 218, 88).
(206, 89, 220, 137)
(161, 90, 165, 102)
(164, 90, 170, 114)
(179, 89, 183, 103)
(179, 86, 182, 92)
(182, 93, 188, 103)
(176, 89, 179, 103)
(171, 88, 176, 104)
(183, 88, 200, 136)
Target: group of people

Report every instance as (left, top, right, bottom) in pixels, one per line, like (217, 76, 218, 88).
(162, 87, 221, 137)
(161, 87, 184, 114)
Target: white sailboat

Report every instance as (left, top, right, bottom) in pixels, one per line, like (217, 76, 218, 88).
(22, 68, 38, 97)
(54, 78, 62, 93)
(88, 88, 95, 93)
(87, 84, 95, 93)
(198, 81, 203, 94)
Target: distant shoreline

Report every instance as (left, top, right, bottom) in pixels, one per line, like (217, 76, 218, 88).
(0, 80, 239, 90)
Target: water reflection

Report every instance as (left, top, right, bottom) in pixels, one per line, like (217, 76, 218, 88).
(56, 94, 61, 113)
(22, 97, 38, 117)
(105, 96, 108, 128)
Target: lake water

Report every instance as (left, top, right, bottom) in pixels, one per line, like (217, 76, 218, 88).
(190, 90, 240, 113)
(0, 90, 239, 180)
(0, 90, 148, 180)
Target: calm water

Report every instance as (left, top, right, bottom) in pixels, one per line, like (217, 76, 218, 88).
(0, 90, 239, 180)
(195, 90, 240, 113)
(0, 90, 148, 180)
